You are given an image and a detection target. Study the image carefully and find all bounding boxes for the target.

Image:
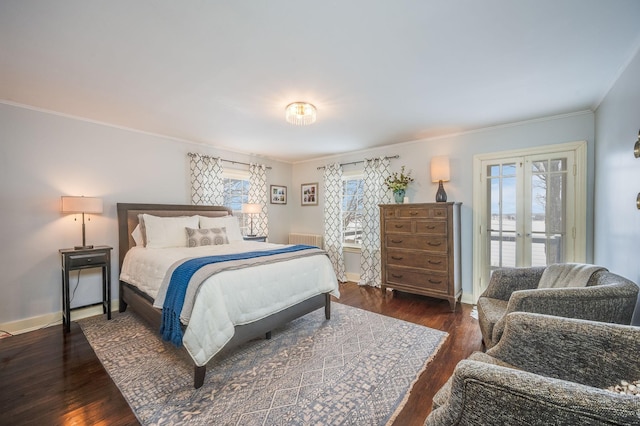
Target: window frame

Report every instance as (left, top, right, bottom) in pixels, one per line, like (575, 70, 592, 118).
(472, 141, 587, 303)
(222, 169, 250, 213)
(342, 170, 364, 251)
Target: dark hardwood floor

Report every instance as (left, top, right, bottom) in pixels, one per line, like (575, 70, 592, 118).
(0, 282, 482, 425)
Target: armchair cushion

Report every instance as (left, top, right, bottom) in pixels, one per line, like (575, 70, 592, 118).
(426, 313, 640, 426)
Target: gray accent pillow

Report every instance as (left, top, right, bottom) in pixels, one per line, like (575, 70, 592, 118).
(186, 227, 229, 247)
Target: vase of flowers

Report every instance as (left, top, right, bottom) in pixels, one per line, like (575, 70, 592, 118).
(385, 166, 414, 203)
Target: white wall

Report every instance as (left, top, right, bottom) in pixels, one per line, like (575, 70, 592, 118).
(594, 47, 640, 325)
(290, 112, 596, 301)
(0, 103, 293, 329)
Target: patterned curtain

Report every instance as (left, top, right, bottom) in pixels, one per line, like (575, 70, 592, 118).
(248, 163, 269, 237)
(359, 157, 392, 287)
(323, 163, 347, 282)
(190, 154, 224, 205)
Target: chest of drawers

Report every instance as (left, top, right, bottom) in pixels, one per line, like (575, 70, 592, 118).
(380, 202, 461, 311)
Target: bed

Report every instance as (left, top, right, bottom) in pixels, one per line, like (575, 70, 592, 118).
(116, 203, 339, 388)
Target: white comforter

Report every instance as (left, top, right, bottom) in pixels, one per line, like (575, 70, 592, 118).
(120, 242, 340, 366)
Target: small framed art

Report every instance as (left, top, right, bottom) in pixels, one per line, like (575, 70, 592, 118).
(270, 185, 287, 204)
(301, 182, 318, 206)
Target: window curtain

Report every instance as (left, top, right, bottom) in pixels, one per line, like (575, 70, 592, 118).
(190, 153, 224, 205)
(248, 163, 269, 237)
(359, 157, 392, 287)
(323, 163, 347, 282)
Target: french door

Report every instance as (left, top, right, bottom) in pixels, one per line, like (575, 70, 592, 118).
(473, 142, 587, 298)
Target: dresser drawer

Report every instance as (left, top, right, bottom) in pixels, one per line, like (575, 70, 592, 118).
(396, 206, 449, 219)
(415, 220, 447, 235)
(386, 267, 449, 293)
(386, 235, 448, 252)
(396, 207, 430, 218)
(385, 219, 412, 233)
(386, 249, 448, 271)
(68, 252, 107, 267)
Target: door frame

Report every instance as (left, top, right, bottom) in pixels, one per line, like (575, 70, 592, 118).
(471, 141, 587, 302)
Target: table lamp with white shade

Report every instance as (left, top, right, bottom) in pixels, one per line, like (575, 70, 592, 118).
(61, 196, 103, 249)
(241, 203, 261, 237)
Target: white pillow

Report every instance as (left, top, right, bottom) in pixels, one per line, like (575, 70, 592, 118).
(199, 215, 243, 242)
(131, 224, 144, 246)
(142, 214, 199, 248)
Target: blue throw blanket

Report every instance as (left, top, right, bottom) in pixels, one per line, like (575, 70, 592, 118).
(161, 244, 317, 347)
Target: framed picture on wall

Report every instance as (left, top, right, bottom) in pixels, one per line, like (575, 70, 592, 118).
(301, 182, 318, 206)
(270, 185, 287, 204)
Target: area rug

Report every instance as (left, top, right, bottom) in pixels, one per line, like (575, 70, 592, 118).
(79, 303, 447, 425)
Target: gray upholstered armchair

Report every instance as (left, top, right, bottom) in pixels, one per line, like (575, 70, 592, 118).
(425, 312, 640, 426)
(477, 265, 638, 349)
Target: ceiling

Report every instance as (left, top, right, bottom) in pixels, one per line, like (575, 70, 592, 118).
(1, 1, 640, 163)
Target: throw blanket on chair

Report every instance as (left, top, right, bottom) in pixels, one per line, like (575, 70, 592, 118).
(537, 263, 607, 289)
(160, 244, 324, 347)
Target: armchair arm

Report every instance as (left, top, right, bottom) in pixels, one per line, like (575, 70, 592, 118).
(488, 312, 640, 388)
(425, 359, 640, 426)
(480, 267, 545, 301)
(490, 282, 638, 344)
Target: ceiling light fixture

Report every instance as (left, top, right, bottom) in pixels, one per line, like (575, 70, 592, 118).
(285, 102, 317, 126)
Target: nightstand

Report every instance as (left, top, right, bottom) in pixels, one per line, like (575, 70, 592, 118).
(243, 235, 267, 242)
(59, 245, 112, 333)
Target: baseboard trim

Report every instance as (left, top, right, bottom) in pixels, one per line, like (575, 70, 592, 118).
(0, 299, 120, 337)
(461, 293, 475, 305)
(344, 272, 360, 283)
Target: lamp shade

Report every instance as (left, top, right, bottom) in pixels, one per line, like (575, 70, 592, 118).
(241, 203, 261, 214)
(61, 196, 103, 214)
(431, 156, 450, 182)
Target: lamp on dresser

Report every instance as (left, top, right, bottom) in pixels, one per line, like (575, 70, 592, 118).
(61, 196, 103, 250)
(431, 156, 450, 202)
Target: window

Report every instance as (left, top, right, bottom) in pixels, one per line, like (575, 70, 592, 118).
(342, 172, 364, 247)
(222, 169, 250, 213)
(222, 169, 251, 235)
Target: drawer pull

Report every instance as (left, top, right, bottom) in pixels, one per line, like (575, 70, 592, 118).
(394, 224, 404, 228)
(391, 239, 403, 244)
(409, 211, 418, 216)
(428, 279, 443, 284)
(428, 241, 442, 246)
(391, 256, 404, 260)
(428, 260, 442, 265)
(391, 274, 403, 278)
(427, 225, 436, 229)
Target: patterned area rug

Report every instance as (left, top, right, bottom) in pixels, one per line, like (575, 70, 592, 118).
(79, 303, 447, 425)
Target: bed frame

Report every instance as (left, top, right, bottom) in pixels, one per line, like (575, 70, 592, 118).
(116, 202, 331, 388)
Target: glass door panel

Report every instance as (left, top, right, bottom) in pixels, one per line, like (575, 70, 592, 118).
(486, 161, 520, 273)
(527, 156, 569, 266)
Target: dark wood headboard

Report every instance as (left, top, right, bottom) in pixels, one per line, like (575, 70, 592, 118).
(116, 203, 232, 271)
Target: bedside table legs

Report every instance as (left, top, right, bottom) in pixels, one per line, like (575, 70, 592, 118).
(62, 267, 71, 333)
(102, 264, 111, 320)
(60, 246, 113, 332)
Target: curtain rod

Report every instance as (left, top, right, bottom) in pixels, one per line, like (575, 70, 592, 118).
(188, 152, 272, 169)
(317, 155, 399, 170)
